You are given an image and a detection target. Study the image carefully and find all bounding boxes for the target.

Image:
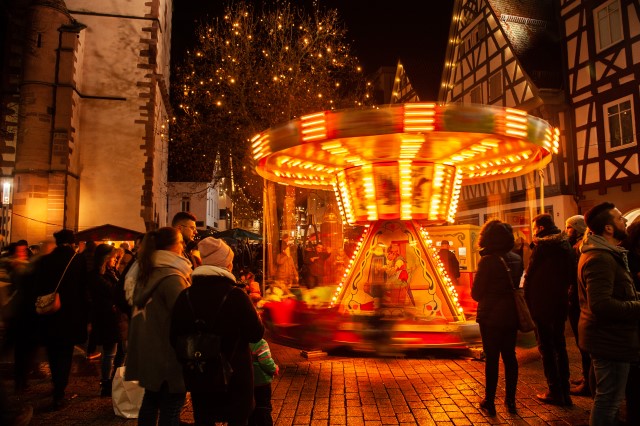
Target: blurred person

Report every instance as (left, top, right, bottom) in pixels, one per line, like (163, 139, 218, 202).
(579, 202, 640, 426)
(125, 227, 191, 425)
(78, 241, 100, 361)
(525, 213, 576, 406)
(437, 240, 460, 285)
(88, 244, 125, 396)
(32, 229, 89, 410)
(171, 237, 264, 425)
(620, 218, 640, 425)
(274, 243, 298, 288)
(308, 244, 330, 288)
(172, 211, 201, 268)
(248, 339, 278, 426)
(564, 215, 592, 397)
(1, 240, 39, 393)
(242, 270, 262, 305)
(471, 220, 523, 416)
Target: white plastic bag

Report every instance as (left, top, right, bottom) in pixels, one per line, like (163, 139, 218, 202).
(112, 366, 144, 418)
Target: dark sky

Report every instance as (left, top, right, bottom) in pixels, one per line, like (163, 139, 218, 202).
(172, 1, 455, 100)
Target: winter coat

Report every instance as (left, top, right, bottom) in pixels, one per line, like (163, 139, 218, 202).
(578, 234, 640, 362)
(250, 339, 277, 386)
(524, 229, 576, 322)
(170, 265, 264, 424)
(88, 270, 121, 345)
(438, 249, 461, 281)
(33, 245, 89, 345)
(471, 250, 523, 329)
(125, 250, 191, 393)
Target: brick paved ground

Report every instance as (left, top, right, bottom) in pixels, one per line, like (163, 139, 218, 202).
(2, 329, 597, 425)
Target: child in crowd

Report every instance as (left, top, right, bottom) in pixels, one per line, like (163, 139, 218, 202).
(249, 339, 278, 426)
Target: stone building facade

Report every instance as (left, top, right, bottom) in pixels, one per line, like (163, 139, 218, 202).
(0, 0, 172, 245)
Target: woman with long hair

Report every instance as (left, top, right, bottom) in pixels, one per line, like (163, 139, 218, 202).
(88, 243, 123, 396)
(125, 227, 191, 426)
(471, 220, 524, 416)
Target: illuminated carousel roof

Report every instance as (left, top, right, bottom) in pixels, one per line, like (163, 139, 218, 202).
(253, 103, 558, 224)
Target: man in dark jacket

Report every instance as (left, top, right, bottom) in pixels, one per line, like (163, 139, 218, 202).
(32, 229, 89, 410)
(438, 240, 461, 285)
(578, 202, 640, 425)
(171, 237, 264, 425)
(525, 213, 576, 406)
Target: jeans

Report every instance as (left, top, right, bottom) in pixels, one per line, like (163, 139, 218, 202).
(534, 319, 570, 395)
(137, 383, 185, 426)
(590, 357, 630, 426)
(249, 384, 273, 426)
(479, 324, 519, 402)
(44, 341, 75, 401)
(100, 343, 117, 381)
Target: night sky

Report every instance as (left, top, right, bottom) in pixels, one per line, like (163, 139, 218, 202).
(171, 1, 455, 100)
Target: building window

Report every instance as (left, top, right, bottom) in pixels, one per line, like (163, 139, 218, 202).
(594, 0, 622, 51)
(181, 197, 190, 212)
(604, 96, 636, 152)
(488, 71, 502, 102)
(470, 85, 483, 104)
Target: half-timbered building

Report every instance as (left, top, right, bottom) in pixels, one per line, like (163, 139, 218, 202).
(560, 0, 640, 219)
(439, 0, 577, 238)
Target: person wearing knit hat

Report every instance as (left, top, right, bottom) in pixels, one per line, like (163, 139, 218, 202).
(197, 237, 234, 271)
(171, 236, 263, 425)
(565, 215, 587, 245)
(564, 214, 592, 397)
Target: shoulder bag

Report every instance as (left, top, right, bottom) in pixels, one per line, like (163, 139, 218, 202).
(497, 255, 535, 333)
(35, 252, 78, 315)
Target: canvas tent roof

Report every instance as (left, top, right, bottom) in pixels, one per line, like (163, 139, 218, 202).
(75, 224, 144, 243)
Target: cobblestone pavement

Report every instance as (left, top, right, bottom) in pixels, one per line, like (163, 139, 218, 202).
(2, 330, 596, 425)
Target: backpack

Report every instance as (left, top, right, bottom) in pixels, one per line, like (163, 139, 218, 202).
(174, 286, 235, 393)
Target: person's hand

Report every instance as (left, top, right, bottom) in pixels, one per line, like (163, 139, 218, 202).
(275, 365, 280, 376)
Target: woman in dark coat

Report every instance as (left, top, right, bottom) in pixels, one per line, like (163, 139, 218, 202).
(471, 220, 524, 416)
(171, 237, 264, 426)
(88, 243, 122, 396)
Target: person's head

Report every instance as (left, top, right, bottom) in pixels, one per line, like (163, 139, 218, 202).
(565, 215, 587, 241)
(137, 227, 184, 285)
(94, 243, 116, 275)
(316, 244, 324, 253)
(441, 240, 450, 250)
(532, 213, 555, 237)
(53, 229, 75, 247)
(172, 211, 197, 243)
(622, 219, 640, 252)
(120, 242, 130, 251)
(198, 237, 234, 271)
(584, 202, 627, 242)
(479, 219, 515, 253)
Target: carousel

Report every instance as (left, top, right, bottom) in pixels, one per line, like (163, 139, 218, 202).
(254, 103, 558, 352)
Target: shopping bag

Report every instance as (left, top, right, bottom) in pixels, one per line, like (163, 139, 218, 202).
(112, 366, 144, 418)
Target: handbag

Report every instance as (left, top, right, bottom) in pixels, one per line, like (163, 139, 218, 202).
(112, 366, 144, 418)
(497, 256, 535, 333)
(35, 252, 77, 315)
(175, 286, 236, 392)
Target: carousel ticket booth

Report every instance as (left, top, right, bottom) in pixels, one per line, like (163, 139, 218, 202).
(254, 103, 558, 353)
(426, 224, 481, 317)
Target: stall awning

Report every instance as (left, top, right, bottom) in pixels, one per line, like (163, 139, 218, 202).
(75, 224, 144, 243)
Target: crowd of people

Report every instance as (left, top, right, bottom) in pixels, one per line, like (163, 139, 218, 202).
(471, 202, 640, 425)
(0, 211, 277, 426)
(2, 202, 640, 425)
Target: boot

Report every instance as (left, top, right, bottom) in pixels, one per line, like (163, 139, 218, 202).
(505, 399, 517, 414)
(479, 399, 496, 416)
(100, 380, 112, 397)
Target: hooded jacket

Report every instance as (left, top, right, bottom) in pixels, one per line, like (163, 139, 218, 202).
(524, 228, 576, 322)
(170, 265, 264, 424)
(578, 234, 640, 361)
(125, 250, 191, 392)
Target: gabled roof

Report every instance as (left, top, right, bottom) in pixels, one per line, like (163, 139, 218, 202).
(487, 0, 562, 89)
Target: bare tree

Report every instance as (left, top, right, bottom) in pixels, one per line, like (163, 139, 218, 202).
(169, 0, 370, 222)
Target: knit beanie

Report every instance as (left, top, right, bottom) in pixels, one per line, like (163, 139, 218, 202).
(53, 229, 75, 246)
(565, 215, 587, 236)
(198, 237, 234, 269)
